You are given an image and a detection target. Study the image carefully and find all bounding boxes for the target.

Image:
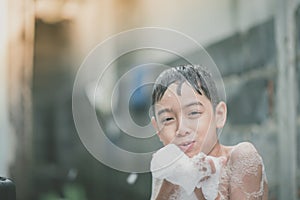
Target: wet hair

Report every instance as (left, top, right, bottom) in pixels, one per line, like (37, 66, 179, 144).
(151, 65, 220, 115)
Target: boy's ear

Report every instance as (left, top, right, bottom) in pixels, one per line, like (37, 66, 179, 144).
(152, 117, 165, 143)
(215, 101, 227, 128)
(151, 116, 159, 134)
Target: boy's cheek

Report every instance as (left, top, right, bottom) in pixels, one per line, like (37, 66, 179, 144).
(159, 133, 176, 145)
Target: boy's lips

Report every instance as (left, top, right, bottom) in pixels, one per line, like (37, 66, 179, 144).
(177, 141, 195, 152)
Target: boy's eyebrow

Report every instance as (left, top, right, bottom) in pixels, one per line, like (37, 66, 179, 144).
(184, 101, 203, 108)
(157, 102, 203, 116)
(157, 108, 172, 116)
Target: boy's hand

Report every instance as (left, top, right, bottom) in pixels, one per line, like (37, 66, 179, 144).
(151, 144, 225, 196)
(193, 154, 219, 184)
(151, 144, 200, 195)
(193, 155, 227, 200)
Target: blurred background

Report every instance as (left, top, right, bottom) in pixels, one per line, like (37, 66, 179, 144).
(0, 0, 300, 199)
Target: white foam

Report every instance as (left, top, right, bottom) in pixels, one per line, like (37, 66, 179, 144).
(195, 155, 222, 200)
(151, 144, 224, 198)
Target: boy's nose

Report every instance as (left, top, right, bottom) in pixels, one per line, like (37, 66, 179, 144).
(175, 118, 191, 137)
(175, 129, 190, 137)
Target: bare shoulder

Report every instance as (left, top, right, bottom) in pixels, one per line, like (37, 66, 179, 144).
(227, 143, 268, 199)
(230, 142, 261, 164)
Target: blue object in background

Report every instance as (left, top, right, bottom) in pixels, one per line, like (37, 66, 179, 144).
(130, 67, 151, 110)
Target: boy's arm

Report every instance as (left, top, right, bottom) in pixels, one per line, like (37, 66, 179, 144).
(150, 178, 179, 200)
(155, 180, 179, 200)
(229, 142, 268, 200)
(194, 188, 206, 200)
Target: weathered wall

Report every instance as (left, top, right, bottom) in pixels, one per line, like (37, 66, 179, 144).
(0, 0, 12, 177)
(0, 0, 35, 199)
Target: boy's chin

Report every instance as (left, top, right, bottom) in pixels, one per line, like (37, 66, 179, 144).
(184, 150, 199, 158)
(185, 146, 206, 158)
(185, 152, 195, 158)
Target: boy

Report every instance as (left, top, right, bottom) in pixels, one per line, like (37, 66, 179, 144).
(150, 65, 268, 200)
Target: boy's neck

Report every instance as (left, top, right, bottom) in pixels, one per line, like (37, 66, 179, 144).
(208, 142, 224, 157)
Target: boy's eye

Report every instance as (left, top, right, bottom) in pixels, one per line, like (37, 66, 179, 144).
(188, 111, 202, 116)
(161, 117, 174, 123)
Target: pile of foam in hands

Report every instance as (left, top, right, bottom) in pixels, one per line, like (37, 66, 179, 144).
(151, 144, 225, 200)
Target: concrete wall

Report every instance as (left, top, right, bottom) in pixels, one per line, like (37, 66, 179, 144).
(0, 0, 13, 177)
(141, 0, 274, 46)
(0, 0, 35, 199)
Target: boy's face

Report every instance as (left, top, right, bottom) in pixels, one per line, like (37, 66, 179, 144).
(152, 82, 226, 157)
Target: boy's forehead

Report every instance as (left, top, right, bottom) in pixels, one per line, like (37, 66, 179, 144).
(153, 82, 213, 117)
(166, 82, 198, 97)
(156, 82, 202, 105)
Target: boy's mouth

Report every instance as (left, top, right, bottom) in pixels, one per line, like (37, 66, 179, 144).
(177, 141, 195, 152)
